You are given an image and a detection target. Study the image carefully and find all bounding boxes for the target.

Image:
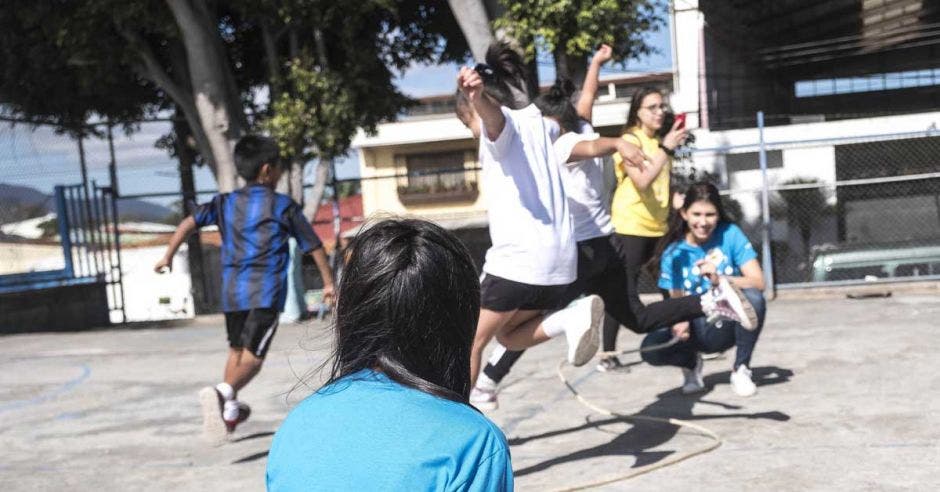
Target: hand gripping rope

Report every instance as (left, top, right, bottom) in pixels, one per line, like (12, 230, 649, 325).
(552, 336, 723, 491)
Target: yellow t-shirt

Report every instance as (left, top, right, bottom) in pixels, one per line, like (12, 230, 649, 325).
(611, 128, 672, 237)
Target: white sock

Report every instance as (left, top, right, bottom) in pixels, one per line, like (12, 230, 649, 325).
(476, 372, 498, 391)
(486, 343, 508, 366)
(223, 400, 240, 421)
(215, 382, 235, 401)
(541, 308, 567, 338)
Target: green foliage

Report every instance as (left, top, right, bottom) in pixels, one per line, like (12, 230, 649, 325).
(493, 0, 663, 62)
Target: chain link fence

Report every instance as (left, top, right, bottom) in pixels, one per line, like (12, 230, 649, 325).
(687, 127, 940, 288)
(5, 112, 939, 327)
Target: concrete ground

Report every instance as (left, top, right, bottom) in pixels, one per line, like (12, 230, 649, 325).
(1, 294, 939, 491)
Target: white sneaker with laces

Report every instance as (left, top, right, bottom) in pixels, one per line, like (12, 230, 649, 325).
(730, 364, 757, 397)
(681, 354, 705, 394)
(561, 295, 604, 366)
(469, 386, 499, 410)
(702, 277, 758, 330)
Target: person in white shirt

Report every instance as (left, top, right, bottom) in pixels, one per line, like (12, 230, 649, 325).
(455, 42, 648, 389)
(469, 46, 760, 410)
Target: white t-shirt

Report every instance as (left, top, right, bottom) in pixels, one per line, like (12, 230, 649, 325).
(479, 104, 577, 286)
(554, 121, 614, 242)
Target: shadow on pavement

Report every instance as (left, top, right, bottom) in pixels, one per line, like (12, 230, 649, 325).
(511, 365, 794, 477)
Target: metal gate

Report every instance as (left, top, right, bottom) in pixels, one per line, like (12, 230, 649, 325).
(55, 182, 126, 323)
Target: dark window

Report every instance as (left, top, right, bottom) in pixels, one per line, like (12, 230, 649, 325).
(397, 151, 479, 206)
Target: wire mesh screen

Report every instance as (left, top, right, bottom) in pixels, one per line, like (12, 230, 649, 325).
(688, 132, 940, 285)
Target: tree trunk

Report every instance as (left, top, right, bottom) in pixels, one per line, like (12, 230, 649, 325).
(173, 116, 212, 314)
(166, 0, 245, 192)
(553, 47, 588, 89)
(303, 158, 331, 222)
(447, 0, 495, 61)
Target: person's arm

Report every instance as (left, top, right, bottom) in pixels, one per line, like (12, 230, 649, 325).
(458, 66, 505, 141)
(623, 119, 689, 191)
(696, 258, 764, 290)
(576, 44, 613, 122)
(568, 137, 648, 168)
(309, 247, 335, 304)
(730, 259, 765, 290)
(154, 216, 196, 273)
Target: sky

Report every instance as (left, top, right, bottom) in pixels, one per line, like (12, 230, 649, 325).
(0, 6, 672, 208)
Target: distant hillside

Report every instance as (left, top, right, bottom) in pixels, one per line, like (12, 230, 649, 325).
(0, 183, 174, 224)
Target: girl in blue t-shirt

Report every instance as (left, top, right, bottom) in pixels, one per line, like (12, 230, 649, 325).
(267, 219, 513, 491)
(641, 182, 767, 397)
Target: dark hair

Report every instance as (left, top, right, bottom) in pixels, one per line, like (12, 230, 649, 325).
(654, 181, 731, 265)
(534, 78, 582, 134)
(234, 135, 281, 181)
(624, 86, 664, 131)
(481, 42, 530, 109)
(326, 218, 481, 403)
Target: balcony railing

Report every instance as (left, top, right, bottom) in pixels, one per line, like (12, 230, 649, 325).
(397, 167, 479, 206)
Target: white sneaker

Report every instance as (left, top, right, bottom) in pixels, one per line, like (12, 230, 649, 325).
(469, 386, 499, 410)
(702, 277, 758, 330)
(730, 364, 757, 397)
(681, 354, 705, 394)
(198, 386, 228, 445)
(562, 295, 604, 366)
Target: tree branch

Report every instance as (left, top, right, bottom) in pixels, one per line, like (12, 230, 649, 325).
(117, 26, 219, 176)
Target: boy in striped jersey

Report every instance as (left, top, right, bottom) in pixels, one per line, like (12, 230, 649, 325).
(155, 135, 334, 443)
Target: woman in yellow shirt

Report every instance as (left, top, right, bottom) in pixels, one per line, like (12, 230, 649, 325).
(601, 87, 689, 371)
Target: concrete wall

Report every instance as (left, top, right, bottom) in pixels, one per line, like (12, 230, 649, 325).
(0, 281, 110, 333)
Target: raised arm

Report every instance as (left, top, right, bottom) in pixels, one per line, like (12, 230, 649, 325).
(624, 119, 689, 191)
(458, 66, 504, 141)
(576, 44, 612, 122)
(154, 216, 197, 273)
(568, 136, 648, 168)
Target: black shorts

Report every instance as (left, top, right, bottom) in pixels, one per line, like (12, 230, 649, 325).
(480, 274, 570, 312)
(224, 308, 280, 358)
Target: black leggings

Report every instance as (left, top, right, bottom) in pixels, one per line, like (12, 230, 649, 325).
(482, 235, 703, 384)
(606, 233, 669, 351)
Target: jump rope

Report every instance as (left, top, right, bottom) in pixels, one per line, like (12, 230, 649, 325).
(551, 336, 723, 491)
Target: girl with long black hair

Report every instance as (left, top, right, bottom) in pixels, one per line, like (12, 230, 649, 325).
(267, 219, 513, 490)
(641, 182, 767, 397)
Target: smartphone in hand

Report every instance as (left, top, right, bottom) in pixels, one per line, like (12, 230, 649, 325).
(675, 112, 687, 130)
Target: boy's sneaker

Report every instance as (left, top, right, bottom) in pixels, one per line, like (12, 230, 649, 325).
(469, 386, 499, 411)
(224, 402, 251, 432)
(702, 277, 758, 330)
(681, 354, 706, 394)
(596, 355, 628, 373)
(198, 386, 228, 444)
(563, 295, 604, 366)
(730, 364, 757, 397)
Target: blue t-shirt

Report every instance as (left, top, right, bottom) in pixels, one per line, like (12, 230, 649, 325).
(266, 369, 513, 492)
(658, 222, 757, 294)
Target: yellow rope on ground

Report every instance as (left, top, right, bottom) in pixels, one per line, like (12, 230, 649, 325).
(553, 340, 723, 491)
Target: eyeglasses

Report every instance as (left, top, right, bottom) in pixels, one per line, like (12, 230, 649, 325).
(641, 104, 669, 113)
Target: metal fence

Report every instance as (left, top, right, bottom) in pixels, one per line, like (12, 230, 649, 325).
(685, 114, 940, 290)
(4, 111, 940, 326)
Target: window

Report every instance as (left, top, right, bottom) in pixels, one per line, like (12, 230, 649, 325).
(397, 151, 478, 206)
(795, 68, 940, 98)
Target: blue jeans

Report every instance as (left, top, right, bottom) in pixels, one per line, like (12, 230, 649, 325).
(640, 288, 767, 370)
